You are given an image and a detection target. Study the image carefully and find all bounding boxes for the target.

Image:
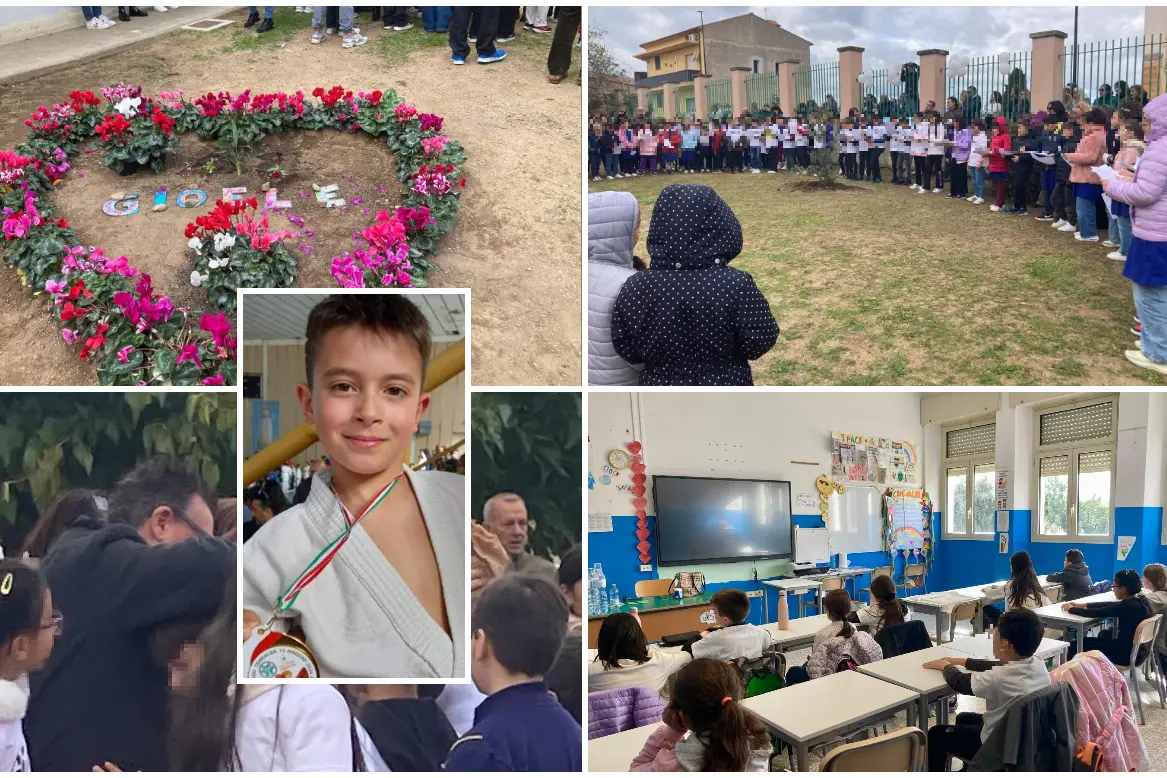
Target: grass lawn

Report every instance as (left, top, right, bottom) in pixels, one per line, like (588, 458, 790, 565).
(589, 169, 1163, 386)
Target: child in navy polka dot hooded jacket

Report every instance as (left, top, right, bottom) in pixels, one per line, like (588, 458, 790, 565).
(611, 184, 779, 385)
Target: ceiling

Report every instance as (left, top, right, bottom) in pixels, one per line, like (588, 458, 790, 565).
(240, 293, 465, 342)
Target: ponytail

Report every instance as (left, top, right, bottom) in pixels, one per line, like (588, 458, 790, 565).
(704, 698, 768, 772)
(668, 659, 770, 773)
(823, 589, 854, 637)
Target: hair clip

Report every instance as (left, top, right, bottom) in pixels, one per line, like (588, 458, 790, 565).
(0, 573, 12, 595)
(721, 695, 732, 707)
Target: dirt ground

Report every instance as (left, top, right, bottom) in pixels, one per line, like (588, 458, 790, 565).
(0, 8, 581, 386)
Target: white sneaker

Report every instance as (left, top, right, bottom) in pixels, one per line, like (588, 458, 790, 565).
(1125, 349, 1167, 375)
(342, 31, 368, 47)
(87, 17, 108, 28)
(918, 188, 928, 194)
(100, 14, 116, 24)
(1107, 251, 1126, 261)
(932, 187, 942, 193)
(909, 184, 918, 190)
(1075, 233, 1099, 242)
(615, 173, 623, 178)
(1057, 222, 1077, 232)
(990, 204, 1001, 211)
(154, 5, 168, 11)
(751, 169, 760, 174)
(606, 175, 613, 180)
(966, 195, 976, 201)
(1101, 240, 1118, 248)
(1052, 219, 1067, 229)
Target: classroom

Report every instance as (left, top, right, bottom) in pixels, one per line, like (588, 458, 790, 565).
(586, 390, 1166, 771)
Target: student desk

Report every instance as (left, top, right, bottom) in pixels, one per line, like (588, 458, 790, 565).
(801, 566, 877, 601)
(762, 577, 822, 621)
(1033, 591, 1118, 656)
(587, 722, 659, 772)
(944, 634, 1070, 666)
(901, 591, 980, 644)
(743, 669, 919, 772)
(856, 644, 976, 732)
(763, 614, 833, 652)
(951, 575, 1061, 633)
(587, 593, 715, 649)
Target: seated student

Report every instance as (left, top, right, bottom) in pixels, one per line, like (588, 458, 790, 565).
(922, 609, 1051, 772)
(611, 184, 779, 387)
(1141, 563, 1167, 675)
(848, 574, 908, 633)
(787, 589, 883, 685)
(630, 658, 771, 772)
(687, 589, 771, 661)
(981, 550, 1053, 628)
(1062, 568, 1153, 664)
(1046, 548, 1092, 601)
(589, 612, 692, 693)
(443, 574, 581, 772)
(241, 295, 465, 679)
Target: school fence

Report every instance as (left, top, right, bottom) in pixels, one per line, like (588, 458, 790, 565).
(647, 89, 664, 121)
(856, 68, 914, 119)
(794, 61, 840, 117)
(745, 71, 780, 117)
(675, 84, 696, 118)
(944, 50, 1032, 124)
(706, 78, 733, 121)
(1060, 34, 1165, 107)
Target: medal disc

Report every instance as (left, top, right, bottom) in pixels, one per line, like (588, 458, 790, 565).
(247, 629, 320, 679)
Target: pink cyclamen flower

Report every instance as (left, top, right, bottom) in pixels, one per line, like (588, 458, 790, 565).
(45, 279, 67, 295)
(201, 373, 226, 385)
(177, 343, 203, 367)
(61, 328, 79, 344)
(116, 345, 134, 363)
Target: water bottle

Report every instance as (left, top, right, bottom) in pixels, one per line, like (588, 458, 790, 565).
(588, 564, 601, 616)
(596, 563, 609, 614)
(608, 583, 621, 610)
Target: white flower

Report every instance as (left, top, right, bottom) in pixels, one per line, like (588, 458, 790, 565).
(115, 96, 142, 118)
(213, 232, 236, 253)
(187, 237, 203, 255)
(190, 270, 209, 287)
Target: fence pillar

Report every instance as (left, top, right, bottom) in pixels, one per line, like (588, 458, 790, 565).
(730, 66, 750, 118)
(917, 49, 949, 112)
(662, 83, 676, 121)
(1145, 10, 1167, 98)
(693, 74, 710, 121)
(778, 59, 801, 115)
(636, 86, 648, 114)
(838, 46, 865, 115)
(1029, 30, 1067, 113)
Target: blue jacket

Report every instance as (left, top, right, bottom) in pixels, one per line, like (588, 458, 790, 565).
(442, 682, 582, 772)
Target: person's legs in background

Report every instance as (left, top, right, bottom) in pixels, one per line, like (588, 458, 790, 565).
(1063, 181, 1078, 226)
(604, 152, 618, 178)
(871, 148, 882, 182)
(448, 6, 471, 62)
(255, 5, 274, 31)
(383, 7, 409, 29)
(994, 177, 1007, 208)
(1117, 215, 1133, 258)
(496, 6, 518, 41)
(83, 6, 107, 27)
(339, 6, 367, 46)
(311, 5, 326, 42)
(326, 5, 339, 32)
(526, 5, 550, 31)
(973, 166, 985, 200)
(546, 5, 578, 75)
(1076, 196, 1098, 238)
(927, 712, 985, 772)
(1133, 282, 1167, 366)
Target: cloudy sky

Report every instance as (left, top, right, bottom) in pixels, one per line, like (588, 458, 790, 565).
(591, 6, 1148, 74)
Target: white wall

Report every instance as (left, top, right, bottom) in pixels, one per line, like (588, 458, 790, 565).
(0, 6, 85, 46)
(589, 391, 924, 581)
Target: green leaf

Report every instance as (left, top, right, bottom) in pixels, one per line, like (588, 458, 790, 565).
(201, 460, 220, 490)
(125, 393, 154, 425)
(73, 440, 94, 475)
(152, 348, 177, 380)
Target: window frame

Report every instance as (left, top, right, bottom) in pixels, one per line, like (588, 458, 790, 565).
(941, 419, 997, 541)
(1031, 397, 1118, 545)
(654, 55, 661, 71)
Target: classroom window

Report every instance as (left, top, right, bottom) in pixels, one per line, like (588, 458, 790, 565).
(654, 55, 661, 70)
(751, 58, 762, 74)
(1033, 399, 1117, 543)
(942, 422, 996, 539)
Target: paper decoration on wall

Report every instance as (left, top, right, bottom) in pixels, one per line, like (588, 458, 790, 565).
(1117, 536, 1136, 561)
(815, 475, 844, 523)
(794, 492, 819, 512)
(176, 189, 207, 208)
(626, 439, 651, 564)
(998, 533, 1009, 553)
(831, 432, 918, 484)
(587, 472, 595, 490)
(882, 487, 934, 572)
(102, 193, 139, 217)
(588, 513, 613, 533)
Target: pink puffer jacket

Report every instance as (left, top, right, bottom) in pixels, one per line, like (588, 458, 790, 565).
(1106, 94, 1167, 243)
(1049, 651, 1150, 772)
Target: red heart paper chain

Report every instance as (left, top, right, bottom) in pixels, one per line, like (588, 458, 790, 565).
(628, 440, 651, 566)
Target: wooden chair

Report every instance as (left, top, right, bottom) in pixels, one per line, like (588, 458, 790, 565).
(634, 578, 675, 598)
(820, 726, 926, 771)
(896, 563, 926, 598)
(1114, 614, 1164, 725)
(948, 600, 980, 643)
(859, 566, 893, 605)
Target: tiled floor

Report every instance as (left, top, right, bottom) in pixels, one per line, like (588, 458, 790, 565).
(768, 613, 1166, 771)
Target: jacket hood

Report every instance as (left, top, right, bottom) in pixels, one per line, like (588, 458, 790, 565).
(587, 191, 640, 269)
(646, 184, 743, 270)
(994, 116, 1008, 134)
(674, 731, 772, 772)
(0, 677, 29, 722)
(1145, 93, 1167, 143)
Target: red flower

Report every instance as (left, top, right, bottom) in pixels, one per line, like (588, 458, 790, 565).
(59, 301, 89, 321)
(79, 322, 110, 361)
(57, 219, 69, 228)
(369, 90, 383, 106)
(459, 177, 467, 189)
(150, 105, 175, 137)
(67, 280, 93, 301)
(95, 113, 131, 142)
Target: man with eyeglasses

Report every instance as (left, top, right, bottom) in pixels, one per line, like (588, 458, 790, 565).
(24, 456, 234, 772)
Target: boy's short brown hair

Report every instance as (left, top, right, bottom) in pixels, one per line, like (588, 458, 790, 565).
(304, 295, 432, 387)
(711, 588, 750, 625)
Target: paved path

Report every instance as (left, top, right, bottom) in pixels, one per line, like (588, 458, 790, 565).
(0, 6, 238, 85)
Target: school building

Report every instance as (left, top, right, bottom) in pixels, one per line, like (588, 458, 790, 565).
(632, 12, 812, 87)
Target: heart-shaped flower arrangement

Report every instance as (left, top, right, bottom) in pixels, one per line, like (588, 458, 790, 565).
(0, 83, 467, 386)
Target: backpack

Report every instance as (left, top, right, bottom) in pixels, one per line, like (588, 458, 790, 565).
(732, 650, 787, 698)
(1073, 743, 1103, 772)
(835, 655, 859, 673)
(670, 572, 706, 598)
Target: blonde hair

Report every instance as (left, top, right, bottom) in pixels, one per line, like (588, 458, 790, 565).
(1144, 563, 1167, 592)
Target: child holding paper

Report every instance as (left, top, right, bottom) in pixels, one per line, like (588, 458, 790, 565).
(1104, 94, 1167, 375)
(1106, 119, 1145, 261)
(637, 125, 658, 175)
(1035, 115, 1060, 220)
(1063, 108, 1109, 240)
(987, 116, 1012, 210)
